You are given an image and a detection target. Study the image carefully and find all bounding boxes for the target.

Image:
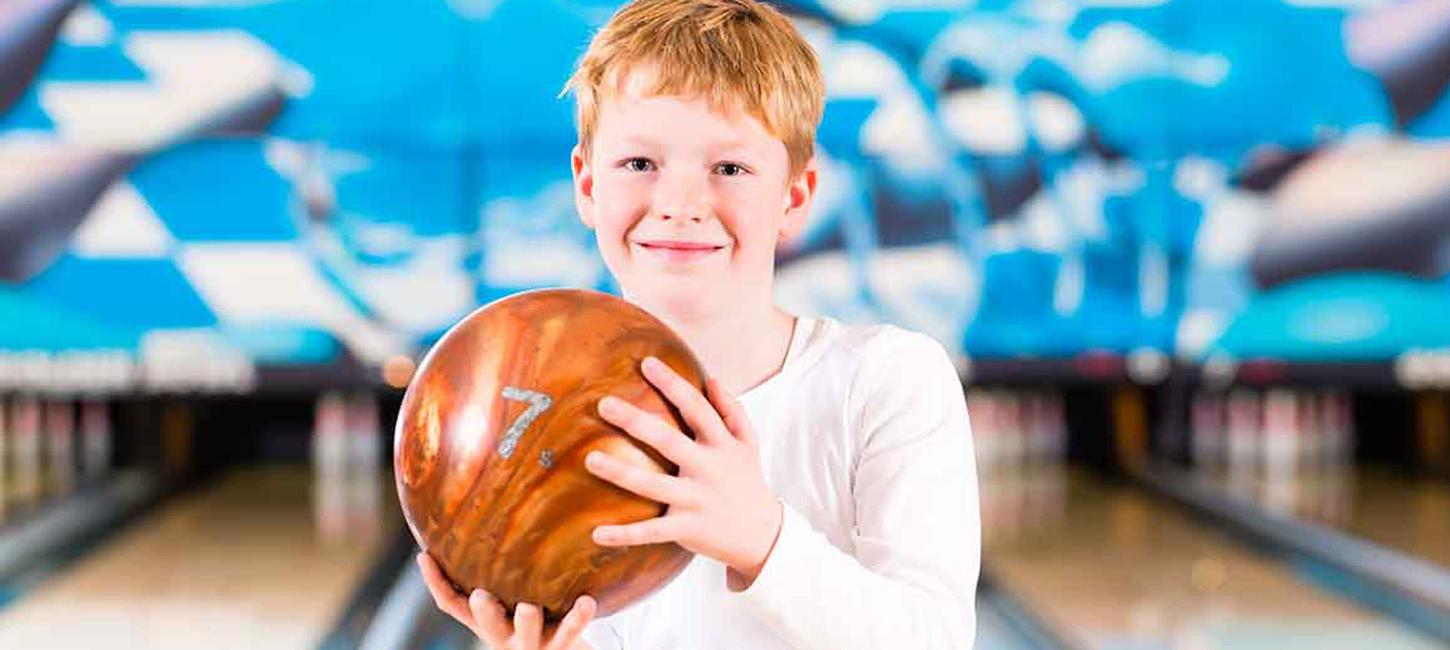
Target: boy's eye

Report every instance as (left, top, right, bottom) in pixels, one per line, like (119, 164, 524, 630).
(623, 158, 654, 172)
(715, 162, 746, 176)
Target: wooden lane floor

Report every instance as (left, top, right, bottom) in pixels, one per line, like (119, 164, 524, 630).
(980, 464, 1443, 649)
(0, 464, 398, 649)
(1192, 464, 1450, 570)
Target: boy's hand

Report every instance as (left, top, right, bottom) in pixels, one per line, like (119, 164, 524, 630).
(416, 552, 597, 650)
(587, 356, 784, 590)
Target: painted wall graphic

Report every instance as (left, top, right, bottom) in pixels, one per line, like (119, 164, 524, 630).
(3, 0, 1449, 392)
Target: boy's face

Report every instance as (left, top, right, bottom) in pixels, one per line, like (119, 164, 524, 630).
(571, 70, 817, 317)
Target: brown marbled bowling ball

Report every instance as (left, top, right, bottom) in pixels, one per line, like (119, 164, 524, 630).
(394, 288, 702, 622)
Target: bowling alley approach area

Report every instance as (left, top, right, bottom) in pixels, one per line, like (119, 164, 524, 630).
(6, 0, 1450, 649)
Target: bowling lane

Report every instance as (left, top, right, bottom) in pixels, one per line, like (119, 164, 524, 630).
(980, 465, 1443, 650)
(0, 464, 398, 650)
(1191, 464, 1450, 570)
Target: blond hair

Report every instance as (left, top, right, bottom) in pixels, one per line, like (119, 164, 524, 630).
(561, 0, 825, 178)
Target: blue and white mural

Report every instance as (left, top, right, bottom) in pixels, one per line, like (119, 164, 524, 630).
(3, 0, 1449, 392)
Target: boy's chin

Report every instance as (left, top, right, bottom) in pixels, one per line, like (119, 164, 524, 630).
(625, 280, 729, 319)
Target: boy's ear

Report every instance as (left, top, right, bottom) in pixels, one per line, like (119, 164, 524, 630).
(778, 155, 818, 244)
(571, 145, 596, 229)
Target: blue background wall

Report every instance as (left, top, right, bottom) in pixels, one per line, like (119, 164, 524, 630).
(3, 0, 1449, 391)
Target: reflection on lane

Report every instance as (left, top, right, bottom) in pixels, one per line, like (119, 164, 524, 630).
(981, 465, 1441, 650)
(0, 465, 397, 650)
(1193, 465, 1450, 570)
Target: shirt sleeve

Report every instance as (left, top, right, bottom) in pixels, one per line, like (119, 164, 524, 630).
(731, 329, 981, 650)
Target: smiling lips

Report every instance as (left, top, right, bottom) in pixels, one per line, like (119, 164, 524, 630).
(633, 239, 726, 263)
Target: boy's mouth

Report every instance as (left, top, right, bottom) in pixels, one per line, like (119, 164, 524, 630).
(632, 239, 726, 263)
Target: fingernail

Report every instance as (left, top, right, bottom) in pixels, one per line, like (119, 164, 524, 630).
(598, 396, 620, 414)
(585, 451, 603, 469)
(642, 356, 662, 372)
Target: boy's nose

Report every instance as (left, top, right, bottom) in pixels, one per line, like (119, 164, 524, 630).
(659, 211, 705, 223)
(653, 175, 709, 223)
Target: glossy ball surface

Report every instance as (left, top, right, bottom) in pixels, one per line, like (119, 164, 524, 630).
(394, 288, 702, 621)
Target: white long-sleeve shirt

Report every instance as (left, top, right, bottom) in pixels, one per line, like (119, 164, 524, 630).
(582, 314, 981, 650)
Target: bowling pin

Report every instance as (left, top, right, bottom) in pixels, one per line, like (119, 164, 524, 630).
(1024, 391, 1050, 463)
(312, 392, 349, 542)
(1047, 391, 1068, 461)
(1007, 389, 1032, 542)
(1262, 389, 1298, 480)
(1190, 392, 1227, 470)
(312, 392, 347, 479)
(1289, 391, 1320, 519)
(1226, 390, 1260, 474)
(968, 390, 998, 472)
(969, 389, 999, 544)
(1023, 391, 1064, 464)
(0, 399, 8, 520)
(345, 392, 383, 538)
(1297, 392, 1323, 470)
(11, 396, 42, 509)
(1339, 391, 1357, 463)
(999, 391, 1026, 468)
(1322, 390, 1355, 465)
(44, 400, 76, 496)
(79, 399, 111, 480)
(345, 392, 381, 475)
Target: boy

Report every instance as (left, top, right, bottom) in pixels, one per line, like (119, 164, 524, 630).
(418, 1, 980, 648)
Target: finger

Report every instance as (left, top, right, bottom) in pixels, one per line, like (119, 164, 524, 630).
(585, 450, 696, 506)
(545, 595, 598, 650)
(416, 553, 474, 625)
(641, 356, 729, 445)
(706, 377, 756, 447)
(597, 395, 702, 467)
(593, 514, 682, 547)
(513, 602, 544, 649)
(468, 589, 513, 645)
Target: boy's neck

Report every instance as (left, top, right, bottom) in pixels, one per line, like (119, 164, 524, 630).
(628, 293, 797, 396)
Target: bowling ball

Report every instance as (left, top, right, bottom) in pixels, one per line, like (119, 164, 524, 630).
(394, 288, 703, 622)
